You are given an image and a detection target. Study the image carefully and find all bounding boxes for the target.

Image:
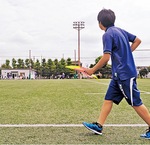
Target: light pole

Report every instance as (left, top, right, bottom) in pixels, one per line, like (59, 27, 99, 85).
(29, 50, 31, 79)
(73, 21, 85, 67)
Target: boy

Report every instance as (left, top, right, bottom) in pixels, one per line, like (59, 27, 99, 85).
(83, 8, 150, 139)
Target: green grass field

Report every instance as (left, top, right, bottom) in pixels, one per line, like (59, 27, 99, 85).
(0, 79, 150, 144)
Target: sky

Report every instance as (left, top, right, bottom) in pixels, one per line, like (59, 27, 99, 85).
(0, 0, 150, 67)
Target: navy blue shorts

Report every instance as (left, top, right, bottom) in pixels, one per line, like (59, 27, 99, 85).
(105, 77, 143, 106)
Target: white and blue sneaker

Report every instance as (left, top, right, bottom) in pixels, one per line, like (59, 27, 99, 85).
(140, 127, 150, 139)
(82, 122, 103, 135)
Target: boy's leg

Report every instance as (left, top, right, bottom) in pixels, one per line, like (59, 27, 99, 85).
(97, 100, 113, 125)
(133, 104, 150, 139)
(133, 104, 150, 126)
(82, 100, 113, 135)
(83, 79, 121, 135)
(97, 79, 123, 125)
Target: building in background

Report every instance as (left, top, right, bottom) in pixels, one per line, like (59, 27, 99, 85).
(1, 69, 36, 79)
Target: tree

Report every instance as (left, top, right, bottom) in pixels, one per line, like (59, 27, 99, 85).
(34, 59, 41, 77)
(54, 59, 59, 75)
(46, 59, 55, 78)
(6, 59, 11, 69)
(25, 59, 30, 68)
(17, 58, 25, 68)
(59, 58, 66, 74)
(66, 58, 72, 66)
(1, 60, 11, 69)
(12, 58, 17, 69)
(41, 58, 47, 77)
(1, 64, 6, 69)
(65, 58, 74, 76)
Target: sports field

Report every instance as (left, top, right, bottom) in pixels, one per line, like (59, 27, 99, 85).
(0, 79, 150, 144)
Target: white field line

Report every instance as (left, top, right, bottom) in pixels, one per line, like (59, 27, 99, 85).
(141, 91, 150, 94)
(0, 124, 147, 127)
(83, 79, 109, 86)
(84, 92, 150, 95)
(84, 93, 105, 95)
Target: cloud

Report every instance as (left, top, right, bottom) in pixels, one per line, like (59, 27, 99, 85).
(9, 30, 33, 45)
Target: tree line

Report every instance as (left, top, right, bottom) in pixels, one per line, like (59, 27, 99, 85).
(1, 57, 74, 78)
(0, 57, 150, 79)
(0, 56, 113, 79)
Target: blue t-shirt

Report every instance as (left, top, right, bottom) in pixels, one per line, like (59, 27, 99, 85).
(103, 26, 137, 80)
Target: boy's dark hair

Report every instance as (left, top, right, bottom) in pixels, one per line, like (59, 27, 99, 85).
(97, 9, 116, 27)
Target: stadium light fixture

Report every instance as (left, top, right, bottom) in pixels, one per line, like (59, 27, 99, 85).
(73, 21, 85, 67)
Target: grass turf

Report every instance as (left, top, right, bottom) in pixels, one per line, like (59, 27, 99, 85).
(0, 79, 150, 144)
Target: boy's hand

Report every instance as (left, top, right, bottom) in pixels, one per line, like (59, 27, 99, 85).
(84, 68, 94, 76)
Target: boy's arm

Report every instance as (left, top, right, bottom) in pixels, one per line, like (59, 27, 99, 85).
(85, 53, 111, 75)
(131, 37, 141, 52)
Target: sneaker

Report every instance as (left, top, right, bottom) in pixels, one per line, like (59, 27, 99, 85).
(82, 122, 103, 135)
(140, 127, 150, 139)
